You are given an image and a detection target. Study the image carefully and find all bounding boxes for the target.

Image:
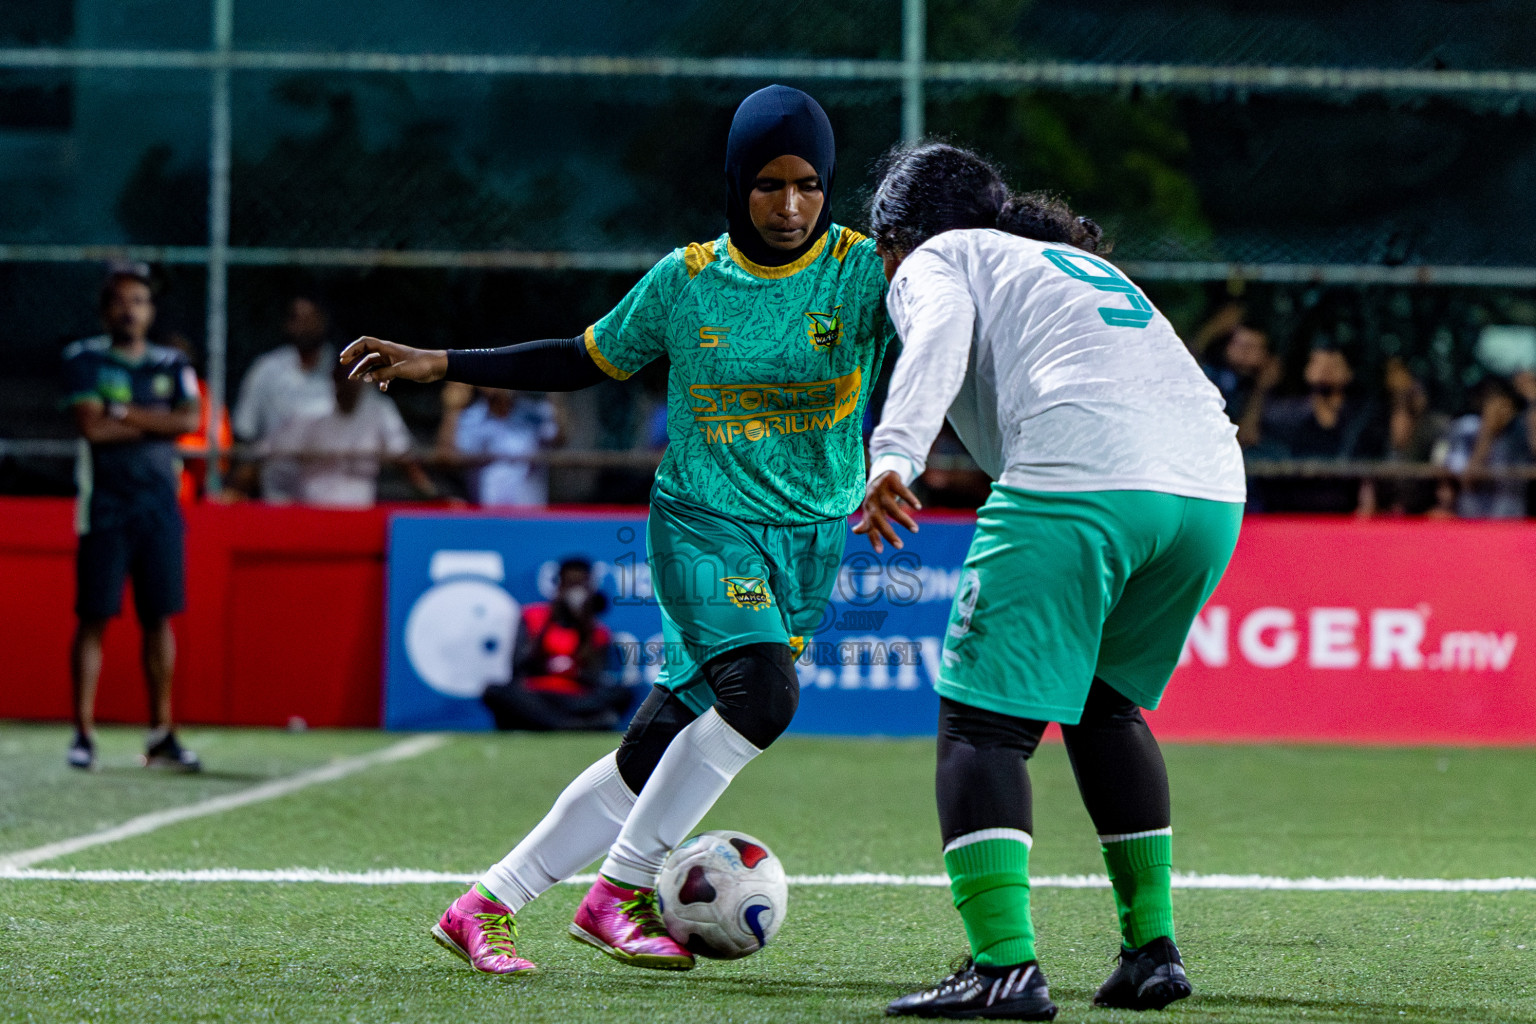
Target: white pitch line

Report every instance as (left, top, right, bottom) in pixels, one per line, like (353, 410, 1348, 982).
(2, 867, 1536, 892)
(0, 734, 448, 870)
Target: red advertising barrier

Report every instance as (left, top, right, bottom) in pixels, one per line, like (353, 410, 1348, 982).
(1151, 517, 1536, 744)
(1, 497, 1532, 742)
(0, 498, 389, 729)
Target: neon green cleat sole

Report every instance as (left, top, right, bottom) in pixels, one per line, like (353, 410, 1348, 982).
(567, 923, 696, 971)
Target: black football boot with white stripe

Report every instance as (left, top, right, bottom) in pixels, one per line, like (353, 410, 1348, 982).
(1092, 936, 1192, 1011)
(886, 959, 1058, 1020)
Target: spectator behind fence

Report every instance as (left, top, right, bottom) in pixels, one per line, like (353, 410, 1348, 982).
(230, 294, 337, 497)
(262, 360, 438, 508)
(1379, 357, 1449, 515)
(1253, 345, 1385, 514)
(481, 558, 631, 732)
(1440, 373, 1536, 519)
(61, 264, 202, 772)
(1197, 310, 1279, 449)
(435, 381, 563, 506)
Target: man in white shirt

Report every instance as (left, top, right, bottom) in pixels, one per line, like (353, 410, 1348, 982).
(263, 360, 437, 508)
(445, 386, 562, 507)
(231, 294, 336, 496)
(861, 144, 1244, 1022)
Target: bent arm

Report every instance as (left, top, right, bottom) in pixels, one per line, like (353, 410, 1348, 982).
(121, 404, 199, 437)
(510, 618, 539, 684)
(866, 253, 977, 486)
(1236, 383, 1268, 449)
(446, 336, 608, 393)
(72, 402, 144, 444)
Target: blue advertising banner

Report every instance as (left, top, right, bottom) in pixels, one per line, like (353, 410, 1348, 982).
(385, 512, 977, 735)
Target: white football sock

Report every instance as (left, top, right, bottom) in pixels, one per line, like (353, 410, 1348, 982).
(479, 750, 636, 912)
(599, 709, 761, 889)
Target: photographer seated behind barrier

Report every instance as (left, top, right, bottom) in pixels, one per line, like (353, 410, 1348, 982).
(482, 558, 630, 732)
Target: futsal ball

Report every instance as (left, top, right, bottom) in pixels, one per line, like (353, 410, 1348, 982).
(656, 829, 788, 959)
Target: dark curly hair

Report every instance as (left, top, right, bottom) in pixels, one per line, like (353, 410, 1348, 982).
(869, 142, 1107, 257)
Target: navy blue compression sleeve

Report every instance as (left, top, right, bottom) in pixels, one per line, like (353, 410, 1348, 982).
(446, 336, 608, 392)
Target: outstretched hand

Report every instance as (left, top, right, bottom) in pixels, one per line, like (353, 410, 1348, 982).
(339, 337, 449, 391)
(853, 470, 922, 553)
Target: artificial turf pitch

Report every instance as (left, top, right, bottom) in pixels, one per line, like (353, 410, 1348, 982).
(2, 724, 1533, 1023)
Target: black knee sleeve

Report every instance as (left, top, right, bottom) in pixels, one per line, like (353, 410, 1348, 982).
(703, 642, 800, 750)
(1059, 678, 1170, 835)
(936, 697, 1048, 847)
(614, 684, 698, 793)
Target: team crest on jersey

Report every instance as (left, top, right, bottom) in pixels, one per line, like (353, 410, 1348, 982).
(805, 307, 843, 350)
(98, 368, 133, 404)
(152, 374, 174, 398)
(721, 576, 773, 611)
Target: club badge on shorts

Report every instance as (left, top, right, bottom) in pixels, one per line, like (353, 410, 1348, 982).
(950, 569, 982, 639)
(721, 576, 773, 611)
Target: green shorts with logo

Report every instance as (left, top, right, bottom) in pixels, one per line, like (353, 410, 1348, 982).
(938, 485, 1243, 724)
(648, 487, 845, 715)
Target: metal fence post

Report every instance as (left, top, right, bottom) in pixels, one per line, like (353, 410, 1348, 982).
(902, 0, 925, 143)
(204, 0, 234, 491)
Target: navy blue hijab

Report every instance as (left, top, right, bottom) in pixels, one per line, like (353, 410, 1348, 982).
(725, 85, 836, 268)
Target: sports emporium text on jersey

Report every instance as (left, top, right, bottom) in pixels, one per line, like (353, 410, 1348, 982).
(689, 367, 862, 445)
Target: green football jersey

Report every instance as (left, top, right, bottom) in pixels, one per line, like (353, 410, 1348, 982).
(585, 224, 895, 525)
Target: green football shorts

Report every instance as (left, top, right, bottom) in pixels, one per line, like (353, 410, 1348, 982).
(936, 485, 1243, 724)
(647, 488, 845, 715)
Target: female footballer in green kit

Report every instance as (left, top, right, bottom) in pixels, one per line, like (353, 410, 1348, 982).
(858, 144, 1245, 1020)
(341, 85, 894, 974)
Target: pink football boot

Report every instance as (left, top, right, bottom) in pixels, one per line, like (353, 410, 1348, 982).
(568, 876, 695, 970)
(431, 887, 537, 975)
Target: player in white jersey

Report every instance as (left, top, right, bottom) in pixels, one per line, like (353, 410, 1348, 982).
(857, 144, 1245, 1021)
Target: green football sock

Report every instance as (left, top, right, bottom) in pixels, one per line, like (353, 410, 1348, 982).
(944, 831, 1036, 967)
(474, 882, 505, 905)
(1100, 829, 1175, 948)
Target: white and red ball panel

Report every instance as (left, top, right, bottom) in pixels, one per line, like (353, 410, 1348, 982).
(657, 829, 788, 960)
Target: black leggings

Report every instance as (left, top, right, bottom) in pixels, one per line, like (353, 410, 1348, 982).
(936, 679, 1171, 847)
(614, 642, 799, 793)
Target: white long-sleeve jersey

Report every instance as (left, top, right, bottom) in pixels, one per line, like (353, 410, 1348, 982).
(867, 228, 1246, 503)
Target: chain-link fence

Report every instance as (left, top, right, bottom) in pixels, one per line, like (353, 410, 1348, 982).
(4, 0, 1536, 503)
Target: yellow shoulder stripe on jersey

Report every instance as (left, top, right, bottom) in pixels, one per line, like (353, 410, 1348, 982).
(583, 325, 633, 381)
(831, 226, 867, 263)
(727, 231, 829, 280)
(684, 240, 718, 280)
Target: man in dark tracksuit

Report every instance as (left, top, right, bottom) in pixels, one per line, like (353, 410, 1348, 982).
(62, 264, 202, 772)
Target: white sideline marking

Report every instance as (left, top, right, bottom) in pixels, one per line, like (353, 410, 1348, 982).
(2, 867, 1536, 892)
(0, 734, 448, 870)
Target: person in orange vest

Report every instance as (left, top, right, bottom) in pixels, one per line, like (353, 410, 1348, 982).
(166, 333, 233, 504)
(481, 557, 631, 732)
